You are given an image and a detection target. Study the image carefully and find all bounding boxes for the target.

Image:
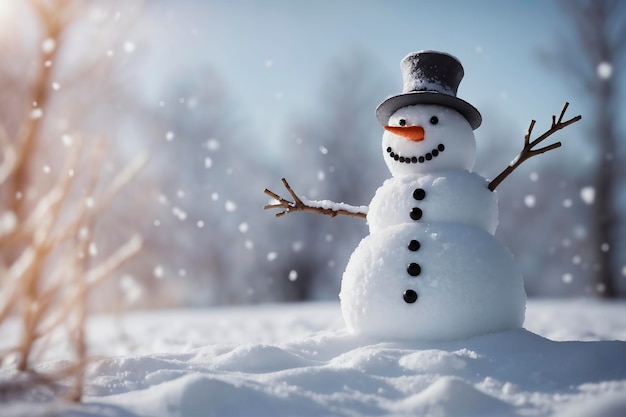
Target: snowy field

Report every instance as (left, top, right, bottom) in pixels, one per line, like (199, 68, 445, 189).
(1, 299, 626, 417)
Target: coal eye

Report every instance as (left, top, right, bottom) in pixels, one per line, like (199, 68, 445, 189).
(430, 116, 439, 125)
(399, 119, 406, 126)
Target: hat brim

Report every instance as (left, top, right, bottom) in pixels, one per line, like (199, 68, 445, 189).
(376, 91, 482, 130)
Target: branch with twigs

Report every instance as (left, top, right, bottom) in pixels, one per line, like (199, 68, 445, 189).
(264, 178, 367, 219)
(488, 102, 582, 191)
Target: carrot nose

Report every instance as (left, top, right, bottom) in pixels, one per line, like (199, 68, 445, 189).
(384, 125, 425, 142)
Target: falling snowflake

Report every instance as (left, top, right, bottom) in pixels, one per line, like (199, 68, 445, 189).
(288, 270, 298, 282)
(120, 275, 142, 303)
(88, 242, 98, 257)
(41, 38, 56, 53)
(205, 139, 220, 151)
(61, 134, 73, 146)
(225, 201, 237, 212)
(580, 187, 595, 205)
(524, 195, 536, 208)
(172, 207, 187, 221)
(124, 41, 136, 53)
(153, 266, 164, 278)
(0, 211, 17, 235)
(30, 108, 43, 119)
(597, 62, 613, 80)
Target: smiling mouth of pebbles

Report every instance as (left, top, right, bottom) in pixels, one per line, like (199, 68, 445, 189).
(386, 143, 445, 164)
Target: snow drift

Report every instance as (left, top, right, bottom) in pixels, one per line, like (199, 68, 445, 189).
(1, 300, 625, 417)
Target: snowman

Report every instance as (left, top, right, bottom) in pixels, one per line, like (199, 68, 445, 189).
(265, 50, 580, 341)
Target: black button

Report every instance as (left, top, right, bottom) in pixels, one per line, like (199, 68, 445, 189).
(404, 290, 418, 303)
(407, 263, 421, 276)
(413, 188, 426, 200)
(410, 207, 422, 221)
(408, 240, 421, 251)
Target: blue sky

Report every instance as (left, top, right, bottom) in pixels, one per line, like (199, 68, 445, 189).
(150, 0, 582, 150)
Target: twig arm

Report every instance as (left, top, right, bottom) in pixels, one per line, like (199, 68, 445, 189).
(488, 102, 581, 191)
(264, 178, 367, 220)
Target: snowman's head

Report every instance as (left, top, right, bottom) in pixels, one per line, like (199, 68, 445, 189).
(381, 104, 476, 176)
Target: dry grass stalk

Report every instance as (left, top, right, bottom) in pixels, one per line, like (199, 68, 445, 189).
(0, 0, 151, 402)
(0, 137, 146, 401)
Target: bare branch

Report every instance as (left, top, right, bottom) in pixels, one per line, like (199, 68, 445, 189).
(524, 119, 535, 147)
(488, 102, 582, 191)
(264, 178, 367, 220)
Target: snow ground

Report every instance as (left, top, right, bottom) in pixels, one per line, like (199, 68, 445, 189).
(1, 299, 626, 417)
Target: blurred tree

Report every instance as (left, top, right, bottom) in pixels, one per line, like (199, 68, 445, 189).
(539, 0, 625, 297)
(139, 64, 281, 306)
(269, 48, 391, 300)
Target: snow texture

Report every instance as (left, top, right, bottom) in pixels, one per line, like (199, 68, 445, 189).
(340, 222, 525, 340)
(401, 51, 459, 96)
(299, 196, 368, 215)
(1, 300, 625, 417)
(366, 171, 497, 234)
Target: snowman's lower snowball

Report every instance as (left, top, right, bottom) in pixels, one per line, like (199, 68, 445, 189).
(339, 223, 526, 341)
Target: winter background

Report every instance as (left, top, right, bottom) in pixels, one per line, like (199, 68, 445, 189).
(0, 0, 625, 416)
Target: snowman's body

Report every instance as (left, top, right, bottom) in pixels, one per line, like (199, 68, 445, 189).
(339, 99, 526, 341)
(340, 171, 526, 341)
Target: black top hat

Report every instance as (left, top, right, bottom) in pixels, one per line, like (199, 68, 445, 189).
(376, 51, 482, 130)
